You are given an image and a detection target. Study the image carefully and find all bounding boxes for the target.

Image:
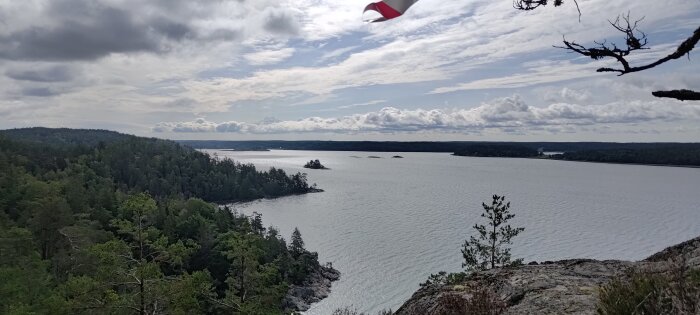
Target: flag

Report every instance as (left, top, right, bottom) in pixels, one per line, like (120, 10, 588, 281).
(363, 0, 419, 23)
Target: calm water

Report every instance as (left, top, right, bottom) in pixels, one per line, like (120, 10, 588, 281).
(204, 150, 700, 314)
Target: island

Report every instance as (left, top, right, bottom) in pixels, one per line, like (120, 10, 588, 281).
(392, 155, 404, 158)
(304, 159, 329, 169)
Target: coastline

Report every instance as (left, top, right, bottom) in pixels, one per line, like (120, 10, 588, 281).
(451, 153, 700, 169)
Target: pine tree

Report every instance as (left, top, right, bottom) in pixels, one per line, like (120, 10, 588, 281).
(289, 228, 305, 258)
(462, 195, 525, 272)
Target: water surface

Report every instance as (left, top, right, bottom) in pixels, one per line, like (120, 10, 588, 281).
(204, 150, 700, 314)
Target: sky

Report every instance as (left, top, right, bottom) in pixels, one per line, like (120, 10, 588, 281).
(1, 0, 699, 141)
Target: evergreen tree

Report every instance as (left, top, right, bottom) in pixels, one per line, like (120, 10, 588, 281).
(289, 228, 305, 258)
(462, 195, 525, 272)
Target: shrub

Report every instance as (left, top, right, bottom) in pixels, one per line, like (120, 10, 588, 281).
(420, 271, 468, 289)
(331, 307, 392, 315)
(435, 288, 505, 315)
(597, 264, 700, 315)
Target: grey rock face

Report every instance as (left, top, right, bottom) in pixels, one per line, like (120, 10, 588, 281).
(284, 264, 341, 312)
(395, 236, 700, 315)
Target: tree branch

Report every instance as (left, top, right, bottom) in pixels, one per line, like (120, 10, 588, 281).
(652, 90, 700, 101)
(514, 0, 581, 21)
(558, 14, 699, 76)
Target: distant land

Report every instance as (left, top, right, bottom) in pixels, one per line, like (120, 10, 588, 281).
(181, 140, 700, 167)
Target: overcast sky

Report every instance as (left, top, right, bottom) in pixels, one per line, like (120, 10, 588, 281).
(1, 0, 699, 141)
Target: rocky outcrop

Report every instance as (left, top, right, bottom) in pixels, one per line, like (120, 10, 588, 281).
(395, 236, 700, 315)
(284, 264, 341, 312)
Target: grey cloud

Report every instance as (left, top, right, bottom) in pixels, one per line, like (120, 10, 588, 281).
(150, 18, 193, 41)
(0, 6, 158, 61)
(5, 65, 79, 82)
(0, 0, 244, 61)
(263, 8, 301, 36)
(21, 87, 62, 97)
(153, 96, 700, 134)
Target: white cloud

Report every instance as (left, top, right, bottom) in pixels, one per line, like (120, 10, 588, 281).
(154, 95, 700, 134)
(1, 0, 699, 139)
(542, 87, 592, 103)
(244, 48, 296, 66)
(338, 99, 386, 109)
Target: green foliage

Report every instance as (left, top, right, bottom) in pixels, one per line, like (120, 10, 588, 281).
(420, 271, 468, 289)
(597, 270, 673, 315)
(0, 129, 326, 314)
(331, 307, 393, 315)
(462, 195, 524, 272)
(435, 289, 505, 315)
(453, 144, 538, 158)
(556, 146, 700, 166)
(597, 266, 700, 315)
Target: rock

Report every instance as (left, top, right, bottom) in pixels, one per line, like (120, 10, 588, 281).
(284, 264, 341, 312)
(394, 236, 700, 315)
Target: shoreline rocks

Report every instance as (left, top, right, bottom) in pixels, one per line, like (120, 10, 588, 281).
(284, 264, 341, 312)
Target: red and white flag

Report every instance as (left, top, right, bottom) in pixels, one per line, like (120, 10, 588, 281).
(363, 0, 419, 22)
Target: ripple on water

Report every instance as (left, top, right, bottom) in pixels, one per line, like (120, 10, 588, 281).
(208, 150, 700, 314)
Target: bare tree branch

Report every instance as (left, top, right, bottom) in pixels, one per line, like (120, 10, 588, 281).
(652, 90, 700, 101)
(553, 12, 700, 101)
(558, 13, 700, 76)
(514, 0, 581, 21)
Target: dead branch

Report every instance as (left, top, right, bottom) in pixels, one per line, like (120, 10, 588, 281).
(558, 13, 700, 76)
(514, 0, 581, 21)
(652, 90, 700, 101)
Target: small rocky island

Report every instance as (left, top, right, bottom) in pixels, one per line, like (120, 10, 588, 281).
(304, 159, 329, 169)
(392, 155, 404, 158)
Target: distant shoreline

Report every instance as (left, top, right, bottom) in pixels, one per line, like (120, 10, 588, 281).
(213, 147, 700, 169)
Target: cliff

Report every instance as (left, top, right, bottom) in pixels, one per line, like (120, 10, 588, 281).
(395, 236, 700, 315)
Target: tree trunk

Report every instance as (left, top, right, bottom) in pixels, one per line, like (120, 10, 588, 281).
(491, 221, 497, 269)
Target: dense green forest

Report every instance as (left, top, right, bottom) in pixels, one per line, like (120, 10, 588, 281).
(0, 128, 326, 314)
(553, 147, 700, 167)
(452, 144, 538, 158)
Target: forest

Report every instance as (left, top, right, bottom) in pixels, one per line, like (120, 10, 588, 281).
(0, 128, 325, 314)
(553, 147, 700, 167)
(452, 144, 538, 158)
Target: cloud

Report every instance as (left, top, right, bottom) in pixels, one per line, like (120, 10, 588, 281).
(542, 87, 592, 103)
(0, 0, 301, 62)
(5, 65, 79, 82)
(0, 2, 161, 61)
(338, 99, 387, 109)
(20, 87, 63, 97)
(262, 7, 301, 36)
(245, 48, 296, 66)
(154, 95, 700, 134)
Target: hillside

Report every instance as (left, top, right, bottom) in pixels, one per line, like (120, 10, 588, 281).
(0, 128, 333, 314)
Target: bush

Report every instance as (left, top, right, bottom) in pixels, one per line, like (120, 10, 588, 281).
(420, 271, 468, 289)
(597, 271, 672, 315)
(597, 264, 700, 315)
(435, 288, 505, 315)
(331, 307, 392, 315)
